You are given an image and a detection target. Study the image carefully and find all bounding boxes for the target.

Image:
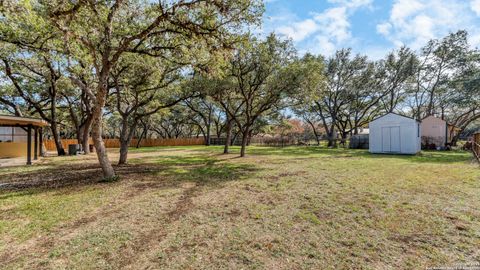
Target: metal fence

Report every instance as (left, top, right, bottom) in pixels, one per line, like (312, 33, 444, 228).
(210, 137, 300, 147)
(249, 137, 298, 147)
(209, 137, 242, 146)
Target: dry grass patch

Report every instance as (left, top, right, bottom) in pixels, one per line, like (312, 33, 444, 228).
(0, 146, 479, 269)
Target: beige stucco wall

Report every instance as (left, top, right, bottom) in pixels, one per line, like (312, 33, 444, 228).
(420, 116, 447, 146)
(0, 142, 36, 158)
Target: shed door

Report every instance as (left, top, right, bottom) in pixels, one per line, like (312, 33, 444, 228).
(390, 126, 400, 152)
(382, 127, 391, 152)
(382, 126, 401, 153)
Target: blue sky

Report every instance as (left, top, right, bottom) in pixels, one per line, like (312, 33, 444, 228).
(256, 0, 480, 59)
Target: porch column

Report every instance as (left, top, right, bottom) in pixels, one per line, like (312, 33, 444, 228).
(39, 127, 44, 157)
(27, 125, 32, 165)
(34, 127, 38, 160)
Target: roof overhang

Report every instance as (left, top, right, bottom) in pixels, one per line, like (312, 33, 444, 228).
(370, 112, 420, 124)
(0, 115, 48, 127)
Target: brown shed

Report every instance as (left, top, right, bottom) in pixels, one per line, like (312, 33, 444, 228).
(420, 116, 460, 148)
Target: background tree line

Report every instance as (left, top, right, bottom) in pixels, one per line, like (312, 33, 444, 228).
(1, 1, 479, 179)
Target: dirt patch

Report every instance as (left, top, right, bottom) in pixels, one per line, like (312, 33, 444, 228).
(113, 182, 201, 268)
(2, 147, 480, 269)
(0, 163, 103, 190)
(0, 161, 168, 192)
(265, 170, 307, 182)
(166, 183, 197, 220)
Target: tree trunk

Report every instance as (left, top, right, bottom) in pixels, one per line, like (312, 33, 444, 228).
(205, 110, 212, 146)
(246, 129, 253, 146)
(327, 126, 337, 148)
(231, 131, 239, 146)
(340, 132, 348, 148)
(450, 137, 458, 147)
(240, 128, 249, 157)
(91, 113, 114, 177)
(205, 122, 211, 146)
(136, 124, 148, 148)
(224, 119, 232, 154)
(92, 79, 115, 179)
(118, 117, 136, 165)
(51, 122, 66, 156)
(118, 139, 129, 165)
(50, 91, 65, 156)
(306, 119, 320, 145)
(450, 130, 462, 146)
(353, 125, 359, 135)
(76, 125, 83, 146)
(216, 122, 223, 139)
(314, 132, 320, 145)
(427, 94, 435, 117)
(82, 116, 93, 154)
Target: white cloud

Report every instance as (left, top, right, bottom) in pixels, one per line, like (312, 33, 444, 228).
(472, 0, 480, 15)
(313, 36, 337, 56)
(276, 19, 319, 42)
(270, 5, 355, 45)
(314, 7, 351, 43)
(327, 0, 373, 9)
(471, 33, 480, 47)
(376, 22, 392, 36)
(305, 1, 373, 56)
(262, 0, 480, 58)
(261, 0, 374, 56)
(377, 0, 478, 50)
(260, 0, 373, 56)
(390, 0, 424, 22)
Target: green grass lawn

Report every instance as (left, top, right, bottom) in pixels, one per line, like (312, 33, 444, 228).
(0, 146, 479, 269)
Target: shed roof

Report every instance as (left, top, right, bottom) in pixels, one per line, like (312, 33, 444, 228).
(0, 115, 48, 127)
(370, 112, 420, 124)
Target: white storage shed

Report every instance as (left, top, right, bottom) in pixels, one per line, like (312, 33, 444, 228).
(369, 113, 421, 155)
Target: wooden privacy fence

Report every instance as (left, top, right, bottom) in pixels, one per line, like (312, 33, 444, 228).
(473, 133, 480, 162)
(44, 139, 82, 151)
(44, 137, 205, 151)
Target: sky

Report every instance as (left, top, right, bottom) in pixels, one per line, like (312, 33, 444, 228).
(256, 0, 480, 59)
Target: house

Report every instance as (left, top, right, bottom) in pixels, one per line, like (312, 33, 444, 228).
(420, 115, 461, 149)
(369, 113, 421, 155)
(0, 115, 48, 165)
(358, 127, 369, 135)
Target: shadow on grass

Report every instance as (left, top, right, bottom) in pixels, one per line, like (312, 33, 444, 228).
(369, 150, 476, 164)
(0, 153, 260, 195)
(128, 155, 259, 186)
(128, 146, 199, 153)
(185, 145, 475, 164)
(0, 162, 110, 193)
(0, 145, 472, 194)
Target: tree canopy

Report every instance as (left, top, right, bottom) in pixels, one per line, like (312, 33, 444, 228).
(1, 1, 479, 178)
